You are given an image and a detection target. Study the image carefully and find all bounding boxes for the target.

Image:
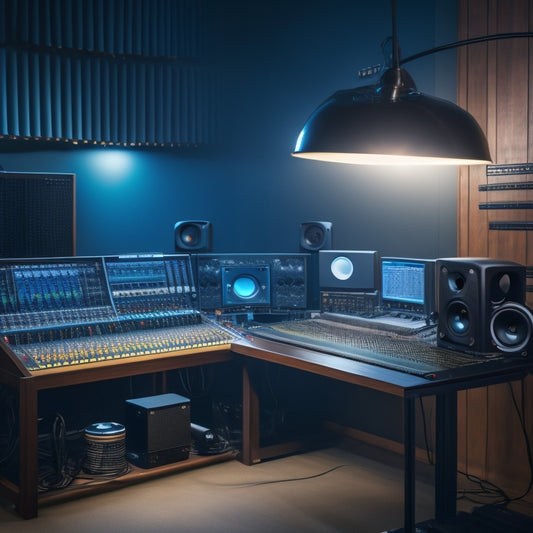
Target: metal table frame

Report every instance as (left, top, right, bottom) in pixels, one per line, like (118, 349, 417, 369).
(232, 337, 532, 533)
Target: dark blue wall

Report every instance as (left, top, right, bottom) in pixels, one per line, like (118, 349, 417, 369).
(0, 0, 458, 260)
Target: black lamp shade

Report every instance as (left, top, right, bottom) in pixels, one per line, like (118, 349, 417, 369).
(292, 72, 492, 166)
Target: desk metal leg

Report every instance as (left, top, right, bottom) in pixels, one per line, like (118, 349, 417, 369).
(404, 396, 416, 533)
(435, 391, 457, 522)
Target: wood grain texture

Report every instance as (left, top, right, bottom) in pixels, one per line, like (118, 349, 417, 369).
(457, 0, 533, 507)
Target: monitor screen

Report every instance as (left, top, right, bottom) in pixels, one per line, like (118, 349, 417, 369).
(380, 257, 435, 315)
(0, 257, 114, 331)
(104, 254, 197, 314)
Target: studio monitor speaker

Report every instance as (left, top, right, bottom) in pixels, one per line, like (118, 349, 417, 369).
(300, 221, 332, 251)
(437, 257, 531, 356)
(174, 220, 211, 252)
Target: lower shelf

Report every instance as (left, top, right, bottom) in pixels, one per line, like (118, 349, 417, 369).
(38, 450, 238, 507)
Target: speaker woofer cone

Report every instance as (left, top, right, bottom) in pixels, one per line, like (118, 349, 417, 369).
(304, 227, 324, 247)
(446, 301, 471, 336)
(300, 221, 332, 251)
(174, 220, 212, 252)
(180, 225, 201, 246)
(490, 302, 533, 353)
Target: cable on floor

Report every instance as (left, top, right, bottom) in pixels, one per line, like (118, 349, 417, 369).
(212, 463, 356, 488)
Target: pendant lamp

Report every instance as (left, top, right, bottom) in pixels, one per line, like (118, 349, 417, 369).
(291, 0, 493, 166)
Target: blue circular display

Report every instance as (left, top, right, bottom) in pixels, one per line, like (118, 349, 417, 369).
(233, 275, 259, 299)
(331, 256, 353, 281)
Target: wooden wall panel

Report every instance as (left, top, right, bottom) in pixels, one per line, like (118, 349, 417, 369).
(457, 0, 490, 258)
(457, 0, 533, 508)
(491, 0, 529, 263)
(457, 0, 490, 485)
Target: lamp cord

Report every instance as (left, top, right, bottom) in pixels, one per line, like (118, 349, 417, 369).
(390, 0, 402, 101)
(401, 31, 533, 66)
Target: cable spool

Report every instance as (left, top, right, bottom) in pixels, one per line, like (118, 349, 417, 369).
(83, 422, 128, 476)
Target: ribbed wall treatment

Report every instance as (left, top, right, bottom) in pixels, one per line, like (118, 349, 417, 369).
(0, 0, 215, 148)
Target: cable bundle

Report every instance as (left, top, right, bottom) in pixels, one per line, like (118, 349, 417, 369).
(83, 422, 128, 476)
(38, 414, 85, 491)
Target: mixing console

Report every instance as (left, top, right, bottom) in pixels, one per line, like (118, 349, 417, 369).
(245, 317, 507, 380)
(0, 258, 114, 330)
(0, 254, 235, 372)
(320, 291, 379, 316)
(106, 255, 197, 314)
(9, 320, 235, 371)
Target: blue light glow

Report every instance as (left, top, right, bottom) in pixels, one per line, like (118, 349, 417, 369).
(294, 129, 305, 151)
(87, 149, 134, 180)
(233, 276, 259, 299)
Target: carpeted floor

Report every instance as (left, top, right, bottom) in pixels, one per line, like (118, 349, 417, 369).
(1, 441, 531, 533)
(0, 442, 434, 533)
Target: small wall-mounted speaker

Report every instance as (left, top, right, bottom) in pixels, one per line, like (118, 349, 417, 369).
(300, 221, 332, 251)
(437, 257, 531, 356)
(221, 265, 271, 307)
(319, 250, 378, 291)
(174, 220, 211, 252)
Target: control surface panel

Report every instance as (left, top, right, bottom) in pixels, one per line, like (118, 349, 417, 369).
(0, 254, 235, 371)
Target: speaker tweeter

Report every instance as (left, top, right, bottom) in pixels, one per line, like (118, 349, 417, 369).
(174, 220, 211, 252)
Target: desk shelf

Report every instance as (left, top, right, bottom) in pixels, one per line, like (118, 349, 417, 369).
(0, 345, 237, 519)
(38, 452, 238, 507)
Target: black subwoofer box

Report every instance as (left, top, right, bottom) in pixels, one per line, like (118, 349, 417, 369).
(125, 393, 191, 468)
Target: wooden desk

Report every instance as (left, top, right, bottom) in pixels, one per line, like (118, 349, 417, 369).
(0, 345, 235, 520)
(231, 336, 533, 533)
(2, 333, 532, 532)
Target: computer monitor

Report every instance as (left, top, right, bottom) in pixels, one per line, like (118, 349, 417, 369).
(380, 257, 436, 317)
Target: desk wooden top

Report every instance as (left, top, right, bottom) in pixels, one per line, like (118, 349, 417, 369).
(231, 336, 533, 398)
(232, 337, 429, 397)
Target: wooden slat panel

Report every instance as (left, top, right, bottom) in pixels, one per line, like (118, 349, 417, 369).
(457, 0, 533, 508)
(487, 0, 531, 497)
(458, 0, 490, 485)
(528, 1, 533, 308)
(486, 380, 531, 495)
(457, 0, 470, 257)
(456, 1, 470, 472)
(489, 0, 529, 263)
(465, 1, 490, 257)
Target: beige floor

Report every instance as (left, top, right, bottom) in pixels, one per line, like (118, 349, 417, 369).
(0, 441, 439, 533)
